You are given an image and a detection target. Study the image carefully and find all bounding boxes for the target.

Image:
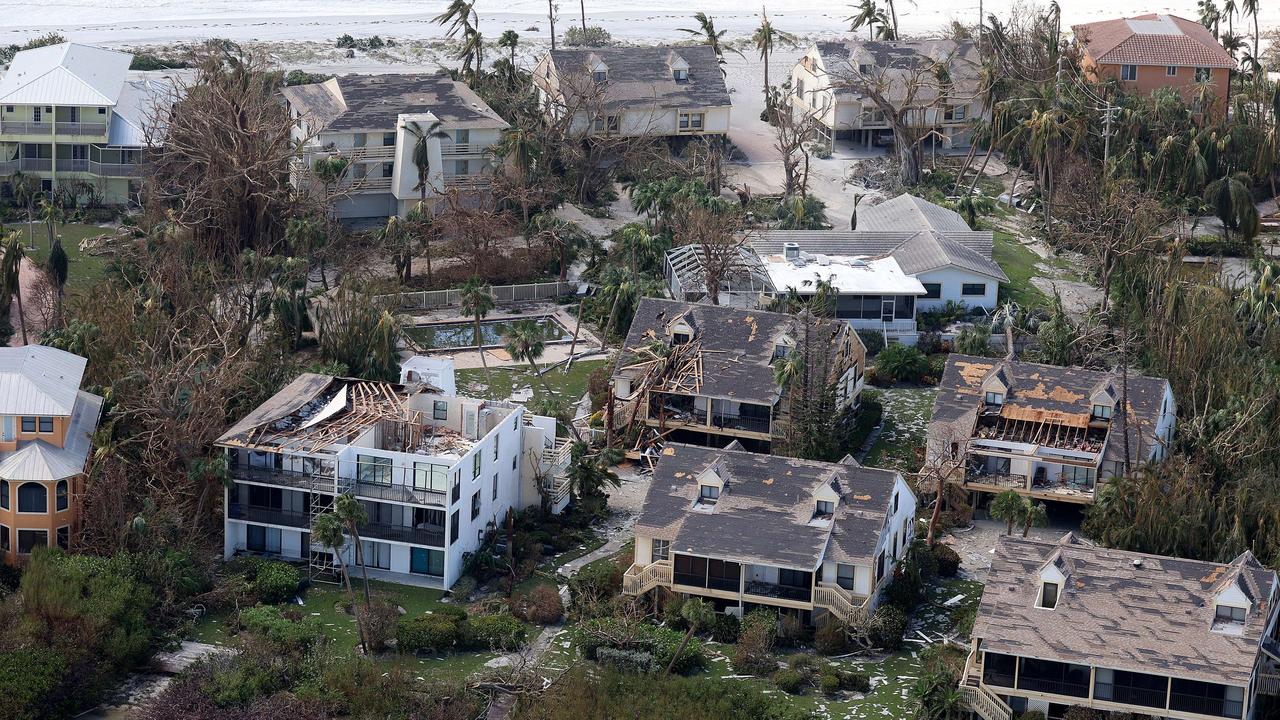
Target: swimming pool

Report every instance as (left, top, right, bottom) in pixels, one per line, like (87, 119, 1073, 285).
(404, 315, 570, 350)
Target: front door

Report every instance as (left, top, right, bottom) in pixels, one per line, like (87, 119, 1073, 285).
(881, 298, 895, 323)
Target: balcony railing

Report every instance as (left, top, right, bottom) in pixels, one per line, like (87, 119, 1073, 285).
(89, 161, 142, 177)
(622, 560, 673, 595)
(352, 480, 447, 507)
(711, 413, 771, 434)
(0, 121, 52, 134)
(54, 121, 108, 137)
(1014, 676, 1089, 699)
(744, 580, 811, 603)
(1103, 685, 1169, 709)
(964, 471, 1028, 489)
(231, 465, 338, 494)
(1170, 693, 1242, 719)
(0, 158, 52, 173)
(361, 521, 445, 548)
(443, 175, 491, 190)
(982, 669, 1016, 688)
(227, 503, 309, 529)
(673, 571, 707, 588)
(441, 143, 485, 155)
(56, 158, 89, 172)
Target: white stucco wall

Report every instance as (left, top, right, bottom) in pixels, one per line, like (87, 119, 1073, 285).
(914, 267, 1001, 313)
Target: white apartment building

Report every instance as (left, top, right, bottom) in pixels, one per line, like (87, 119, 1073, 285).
(282, 73, 508, 220)
(216, 372, 571, 589)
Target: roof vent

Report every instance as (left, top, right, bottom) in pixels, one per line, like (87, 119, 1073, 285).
(783, 242, 800, 261)
(815, 254, 831, 266)
(1133, 558, 1143, 568)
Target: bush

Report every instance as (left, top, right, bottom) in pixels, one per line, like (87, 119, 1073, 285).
(819, 672, 841, 695)
(525, 584, 565, 624)
(563, 25, 612, 47)
(567, 560, 622, 613)
(595, 647, 655, 673)
(0, 648, 70, 720)
(251, 561, 301, 604)
(709, 612, 741, 643)
(954, 323, 995, 356)
(450, 576, 478, 601)
(1016, 713, 1047, 720)
(203, 653, 288, 708)
(814, 619, 848, 655)
(1062, 707, 1106, 720)
(732, 609, 778, 676)
(916, 331, 944, 355)
(397, 613, 463, 654)
(870, 605, 909, 650)
(772, 668, 806, 695)
(238, 606, 321, 652)
(465, 613, 528, 651)
(576, 617, 706, 675)
(786, 653, 820, 672)
(934, 543, 962, 577)
(874, 344, 929, 383)
(359, 601, 400, 654)
(434, 604, 470, 623)
(856, 329, 885, 357)
(840, 669, 872, 692)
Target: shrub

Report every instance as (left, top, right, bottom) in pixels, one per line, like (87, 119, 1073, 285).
(251, 561, 301, 604)
(465, 613, 528, 651)
(732, 609, 778, 676)
(780, 613, 811, 643)
(934, 543, 962, 577)
(567, 560, 622, 612)
(840, 669, 872, 692)
(576, 618, 706, 675)
(870, 605, 909, 650)
(0, 648, 70, 720)
(772, 668, 806, 695)
(359, 601, 400, 654)
(709, 612, 741, 643)
(563, 25, 612, 47)
(434, 604, 470, 623)
(874, 344, 929, 383)
(595, 647, 655, 673)
(525, 584, 565, 624)
(916, 331, 944, 355)
(1062, 707, 1106, 720)
(1016, 713, 1047, 720)
(954, 323, 995, 356)
(203, 653, 288, 708)
(451, 575, 478, 601)
(238, 606, 321, 652)
(856, 329, 885, 357)
(397, 613, 463, 654)
(819, 672, 841, 695)
(814, 619, 849, 655)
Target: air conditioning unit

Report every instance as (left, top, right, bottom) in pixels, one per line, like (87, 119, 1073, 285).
(783, 242, 800, 261)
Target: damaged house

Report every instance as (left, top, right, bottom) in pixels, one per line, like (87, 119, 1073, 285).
(216, 373, 572, 589)
(623, 443, 918, 626)
(610, 298, 866, 456)
(926, 355, 1177, 505)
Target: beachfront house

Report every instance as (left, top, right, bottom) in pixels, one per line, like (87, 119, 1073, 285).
(789, 38, 983, 151)
(283, 73, 508, 220)
(531, 45, 730, 142)
(962, 533, 1280, 720)
(610, 298, 865, 455)
(0, 43, 175, 205)
(216, 372, 572, 589)
(623, 443, 918, 626)
(0, 345, 104, 565)
(1072, 15, 1234, 116)
(926, 354, 1176, 507)
(666, 194, 1008, 345)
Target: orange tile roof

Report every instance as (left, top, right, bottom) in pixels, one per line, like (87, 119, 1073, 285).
(1072, 14, 1234, 69)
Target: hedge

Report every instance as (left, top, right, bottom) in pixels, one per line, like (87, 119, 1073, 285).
(465, 614, 527, 651)
(576, 618, 706, 674)
(397, 613, 464, 654)
(251, 561, 301, 604)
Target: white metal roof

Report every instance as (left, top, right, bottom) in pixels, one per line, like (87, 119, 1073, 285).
(0, 43, 132, 106)
(0, 345, 87, 416)
(759, 252, 927, 296)
(0, 441, 83, 481)
(107, 75, 177, 146)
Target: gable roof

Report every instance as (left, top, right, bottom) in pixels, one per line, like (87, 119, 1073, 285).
(0, 390, 103, 483)
(545, 45, 730, 111)
(1072, 14, 1234, 69)
(856, 194, 974, 233)
(0, 43, 132, 106)
(0, 345, 87, 417)
(811, 38, 981, 101)
(975, 533, 1276, 685)
(751, 230, 1007, 283)
(614, 298, 851, 406)
(635, 443, 901, 570)
(281, 73, 508, 133)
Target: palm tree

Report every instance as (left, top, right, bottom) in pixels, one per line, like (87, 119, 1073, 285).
(335, 494, 372, 609)
(666, 597, 714, 675)
(679, 13, 741, 73)
(459, 277, 496, 384)
(955, 193, 994, 229)
(457, 27, 486, 82)
(504, 318, 553, 394)
(2, 233, 27, 345)
(1242, 0, 1260, 67)
(312, 511, 368, 651)
(772, 349, 804, 390)
(1198, 0, 1221, 37)
(433, 0, 475, 37)
(846, 0, 884, 39)
(1021, 501, 1049, 537)
(498, 30, 520, 79)
(404, 119, 450, 281)
(38, 199, 60, 254)
(9, 171, 38, 248)
(1204, 171, 1260, 244)
(752, 8, 796, 119)
(579, 0, 587, 32)
(989, 490, 1026, 536)
(530, 213, 588, 281)
(45, 237, 68, 327)
(565, 442, 620, 502)
(380, 215, 414, 284)
(548, 0, 557, 51)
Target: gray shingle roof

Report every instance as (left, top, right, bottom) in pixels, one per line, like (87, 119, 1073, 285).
(975, 533, 1276, 686)
(856, 194, 973, 232)
(281, 73, 508, 133)
(614, 298, 849, 406)
(547, 45, 730, 111)
(890, 231, 1008, 281)
(636, 443, 900, 570)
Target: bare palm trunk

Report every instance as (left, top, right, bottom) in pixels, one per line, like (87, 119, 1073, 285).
(666, 622, 698, 675)
(548, 0, 557, 50)
(529, 359, 554, 395)
(475, 314, 491, 385)
(579, 0, 586, 31)
(14, 271, 27, 345)
(927, 475, 945, 545)
(566, 298, 583, 366)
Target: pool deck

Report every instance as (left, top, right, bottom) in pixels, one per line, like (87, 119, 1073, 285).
(400, 303, 604, 370)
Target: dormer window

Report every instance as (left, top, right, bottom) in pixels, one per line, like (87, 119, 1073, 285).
(815, 500, 834, 518)
(773, 343, 789, 360)
(593, 70, 608, 83)
(673, 68, 688, 82)
(1039, 581, 1059, 609)
(1092, 403, 1113, 421)
(699, 485, 720, 504)
(1215, 604, 1246, 624)
(673, 331, 691, 345)
(984, 391, 1004, 406)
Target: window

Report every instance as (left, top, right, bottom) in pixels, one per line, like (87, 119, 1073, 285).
(672, 331, 691, 345)
(413, 462, 448, 493)
(97, 106, 107, 115)
(56, 480, 67, 511)
(433, 400, 448, 420)
(471, 490, 481, 520)
(451, 478, 461, 505)
(593, 116, 605, 132)
(699, 485, 720, 504)
(411, 547, 445, 576)
(1039, 581, 1059, 609)
(673, 68, 688, 82)
(382, 132, 396, 146)
(1216, 604, 1246, 624)
(1092, 403, 1113, 420)
(381, 161, 394, 178)
(21, 417, 35, 432)
(353, 132, 367, 147)
(492, 473, 498, 501)
(592, 70, 607, 83)
(794, 79, 804, 97)
(893, 492, 899, 513)
(453, 159, 468, 176)
(3, 105, 11, 113)
(772, 343, 789, 360)
(1166, 65, 1178, 76)
(1120, 64, 1138, 81)
(961, 283, 986, 296)
(17, 482, 47, 513)
(356, 455, 392, 485)
(38, 417, 53, 433)
(1195, 66, 1212, 83)
(32, 107, 41, 122)
(455, 128, 470, 145)
(778, 568, 808, 588)
(493, 434, 500, 461)
(858, 63, 872, 74)
(450, 510, 459, 544)
(677, 112, 705, 131)
(606, 115, 618, 133)
(815, 500, 834, 517)
(837, 564, 855, 590)
(56, 526, 68, 550)
(652, 539, 670, 561)
(0, 525, 6, 551)
(472, 453, 482, 479)
(0, 479, 7, 510)
(984, 391, 1004, 405)
(17, 529, 47, 555)
(945, 104, 967, 121)
(922, 282, 941, 299)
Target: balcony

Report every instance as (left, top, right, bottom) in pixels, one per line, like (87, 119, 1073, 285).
(711, 413, 771, 435)
(54, 121, 108, 137)
(443, 175, 491, 191)
(1013, 675, 1089, 699)
(351, 480, 447, 507)
(0, 121, 52, 135)
(336, 175, 393, 193)
(963, 471, 1028, 490)
(441, 143, 485, 155)
(89, 161, 142, 177)
(231, 464, 339, 494)
(744, 579, 812, 603)
(0, 158, 52, 173)
(56, 158, 89, 172)
(1103, 685, 1168, 709)
(227, 503, 309, 529)
(361, 521, 444, 548)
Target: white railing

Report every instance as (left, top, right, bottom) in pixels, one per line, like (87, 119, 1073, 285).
(336, 176, 393, 193)
(303, 144, 396, 162)
(55, 158, 89, 172)
(541, 438, 574, 469)
(812, 584, 871, 625)
(622, 561, 673, 595)
(1258, 672, 1280, 696)
(441, 143, 485, 155)
(88, 161, 142, 177)
(960, 684, 1012, 720)
(379, 281, 578, 310)
(54, 121, 108, 137)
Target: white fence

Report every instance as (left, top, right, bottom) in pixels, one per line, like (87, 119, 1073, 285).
(379, 281, 579, 311)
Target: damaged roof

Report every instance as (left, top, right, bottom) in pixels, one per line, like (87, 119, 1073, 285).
(975, 533, 1276, 685)
(282, 73, 508, 133)
(545, 45, 730, 111)
(753, 229, 1006, 282)
(635, 444, 902, 570)
(614, 298, 852, 406)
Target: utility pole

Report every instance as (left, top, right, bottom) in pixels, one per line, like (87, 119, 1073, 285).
(978, 0, 983, 55)
(1100, 103, 1117, 176)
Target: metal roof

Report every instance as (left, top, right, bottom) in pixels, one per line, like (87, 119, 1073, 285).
(0, 390, 103, 482)
(0, 345, 87, 416)
(0, 43, 132, 106)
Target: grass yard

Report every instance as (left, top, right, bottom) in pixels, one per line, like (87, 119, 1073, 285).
(5, 222, 114, 292)
(992, 231, 1049, 309)
(864, 387, 938, 474)
(457, 358, 605, 410)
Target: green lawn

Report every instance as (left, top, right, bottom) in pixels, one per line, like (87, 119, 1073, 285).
(992, 231, 1049, 309)
(864, 386, 938, 475)
(457, 358, 605, 410)
(5, 222, 114, 292)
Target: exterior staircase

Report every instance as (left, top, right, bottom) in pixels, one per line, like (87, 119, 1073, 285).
(812, 584, 871, 625)
(622, 561, 673, 595)
(959, 649, 1013, 720)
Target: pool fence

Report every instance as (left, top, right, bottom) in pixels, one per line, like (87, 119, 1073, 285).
(378, 281, 584, 311)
